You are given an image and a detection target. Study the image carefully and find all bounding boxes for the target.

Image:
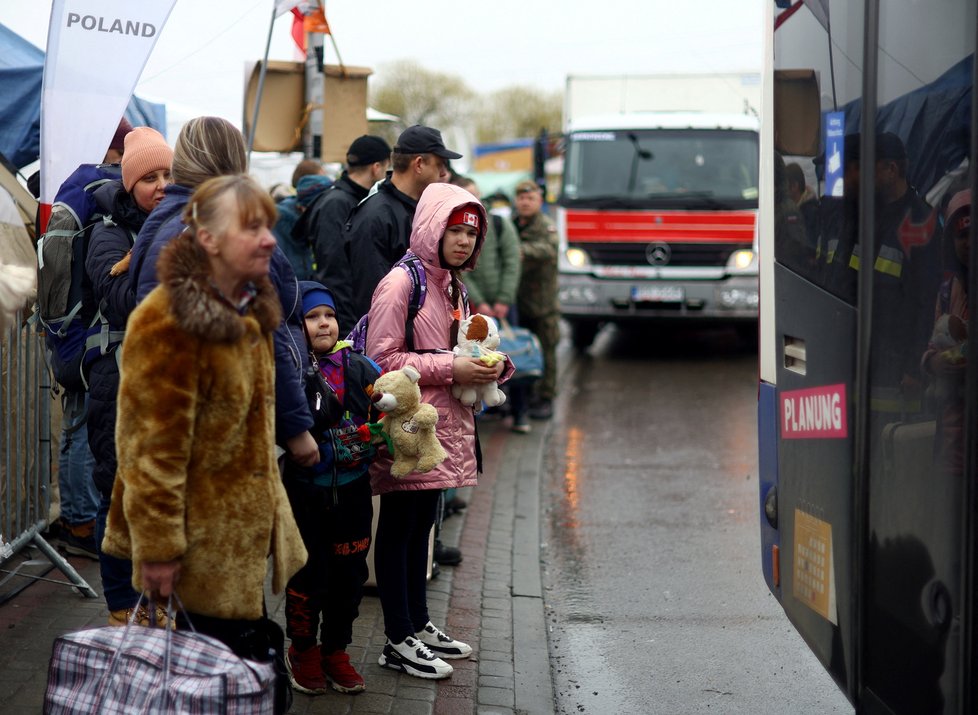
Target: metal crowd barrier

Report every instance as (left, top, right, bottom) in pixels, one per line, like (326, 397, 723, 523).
(0, 313, 97, 600)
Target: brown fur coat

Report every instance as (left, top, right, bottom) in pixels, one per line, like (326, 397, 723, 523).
(102, 232, 307, 620)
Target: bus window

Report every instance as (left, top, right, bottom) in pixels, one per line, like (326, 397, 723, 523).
(861, 3, 975, 710)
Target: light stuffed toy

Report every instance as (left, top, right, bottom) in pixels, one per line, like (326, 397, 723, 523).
(452, 313, 507, 407)
(366, 366, 448, 478)
(930, 313, 967, 365)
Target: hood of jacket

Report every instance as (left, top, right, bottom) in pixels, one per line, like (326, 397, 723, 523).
(409, 183, 487, 276)
(130, 183, 193, 292)
(155, 230, 281, 342)
(94, 179, 149, 233)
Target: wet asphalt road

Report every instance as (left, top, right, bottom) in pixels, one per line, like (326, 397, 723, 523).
(540, 323, 854, 715)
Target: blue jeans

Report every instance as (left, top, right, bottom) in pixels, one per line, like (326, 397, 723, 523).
(96, 494, 140, 611)
(57, 393, 99, 525)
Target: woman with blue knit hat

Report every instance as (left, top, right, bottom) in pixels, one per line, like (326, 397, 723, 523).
(283, 280, 383, 696)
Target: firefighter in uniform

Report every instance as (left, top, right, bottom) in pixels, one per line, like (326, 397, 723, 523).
(841, 133, 939, 417)
(513, 180, 560, 420)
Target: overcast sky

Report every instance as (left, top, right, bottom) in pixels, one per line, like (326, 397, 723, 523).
(3, 1, 763, 127)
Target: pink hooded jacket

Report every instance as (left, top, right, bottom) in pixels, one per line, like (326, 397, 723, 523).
(367, 183, 515, 494)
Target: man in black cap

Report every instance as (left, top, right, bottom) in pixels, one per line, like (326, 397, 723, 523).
(343, 125, 460, 326)
(294, 135, 392, 333)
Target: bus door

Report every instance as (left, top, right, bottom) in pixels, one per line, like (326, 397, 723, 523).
(767, 1, 977, 711)
(859, 5, 976, 712)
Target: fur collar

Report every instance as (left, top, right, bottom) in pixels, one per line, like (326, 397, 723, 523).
(156, 231, 281, 341)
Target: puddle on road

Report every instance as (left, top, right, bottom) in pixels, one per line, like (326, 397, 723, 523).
(550, 621, 634, 714)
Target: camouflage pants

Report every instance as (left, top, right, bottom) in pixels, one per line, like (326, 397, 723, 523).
(520, 312, 560, 400)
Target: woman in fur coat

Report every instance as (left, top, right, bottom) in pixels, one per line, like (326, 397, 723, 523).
(102, 174, 307, 709)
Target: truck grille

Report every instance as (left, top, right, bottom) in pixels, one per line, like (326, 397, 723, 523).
(563, 208, 756, 268)
(576, 242, 745, 267)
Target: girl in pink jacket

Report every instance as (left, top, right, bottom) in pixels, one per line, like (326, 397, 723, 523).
(366, 182, 513, 679)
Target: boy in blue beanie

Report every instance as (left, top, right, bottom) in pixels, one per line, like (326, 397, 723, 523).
(284, 281, 382, 695)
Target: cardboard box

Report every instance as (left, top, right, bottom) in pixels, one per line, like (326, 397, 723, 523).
(321, 65, 373, 163)
(243, 61, 373, 159)
(774, 69, 821, 157)
(243, 60, 305, 153)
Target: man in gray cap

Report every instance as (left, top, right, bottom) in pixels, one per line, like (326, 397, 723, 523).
(343, 125, 460, 326)
(295, 135, 392, 333)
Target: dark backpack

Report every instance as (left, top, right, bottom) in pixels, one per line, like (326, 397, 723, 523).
(346, 252, 467, 354)
(36, 163, 123, 392)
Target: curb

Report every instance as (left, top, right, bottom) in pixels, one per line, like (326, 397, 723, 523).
(439, 417, 555, 714)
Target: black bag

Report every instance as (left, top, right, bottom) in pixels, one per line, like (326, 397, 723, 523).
(301, 318, 344, 430)
(304, 360, 344, 431)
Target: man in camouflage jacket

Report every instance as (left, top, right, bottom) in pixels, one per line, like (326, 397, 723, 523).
(513, 180, 559, 419)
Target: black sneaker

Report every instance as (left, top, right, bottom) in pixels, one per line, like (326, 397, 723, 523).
(444, 496, 467, 516)
(61, 522, 99, 560)
(378, 636, 453, 679)
(529, 399, 553, 420)
(433, 540, 462, 566)
(40, 518, 66, 547)
(415, 622, 472, 659)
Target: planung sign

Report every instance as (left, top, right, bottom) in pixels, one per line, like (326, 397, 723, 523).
(40, 0, 176, 225)
(780, 383, 848, 439)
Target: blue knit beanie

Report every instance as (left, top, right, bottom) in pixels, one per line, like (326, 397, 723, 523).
(299, 281, 335, 316)
(296, 174, 333, 209)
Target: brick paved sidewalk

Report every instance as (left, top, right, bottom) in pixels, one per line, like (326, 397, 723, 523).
(0, 417, 554, 715)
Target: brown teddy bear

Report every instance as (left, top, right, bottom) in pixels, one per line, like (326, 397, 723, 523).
(370, 366, 448, 477)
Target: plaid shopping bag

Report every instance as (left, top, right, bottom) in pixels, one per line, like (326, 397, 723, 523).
(44, 616, 276, 714)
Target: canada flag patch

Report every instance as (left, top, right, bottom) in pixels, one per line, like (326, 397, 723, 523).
(462, 211, 478, 227)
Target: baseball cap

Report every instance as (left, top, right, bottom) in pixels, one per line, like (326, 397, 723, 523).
(347, 135, 392, 167)
(393, 125, 462, 160)
(514, 179, 541, 195)
(875, 132, 907, 162)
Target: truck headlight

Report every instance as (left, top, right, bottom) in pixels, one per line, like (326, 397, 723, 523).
(727, 249, 756, 271)
(565, 248, 591, 268)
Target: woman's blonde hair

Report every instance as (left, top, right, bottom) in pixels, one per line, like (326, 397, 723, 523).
(171, 116, 247, 188)
(182, 174, 277, 239)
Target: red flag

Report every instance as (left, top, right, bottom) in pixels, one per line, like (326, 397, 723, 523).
(290, 7, 305, 53)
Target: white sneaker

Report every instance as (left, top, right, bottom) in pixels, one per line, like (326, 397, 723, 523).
(378, 636, 453, 679)
(415, 621, 473, 659)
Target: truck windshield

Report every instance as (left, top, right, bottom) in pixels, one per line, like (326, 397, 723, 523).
(563, 128, 759, 206)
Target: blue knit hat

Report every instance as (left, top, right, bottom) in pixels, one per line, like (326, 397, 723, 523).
(299, 281, 335, 316)
(296, 174, 333, 209)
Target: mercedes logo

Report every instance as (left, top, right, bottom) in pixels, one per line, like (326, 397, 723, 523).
(646, 242, 671, 266)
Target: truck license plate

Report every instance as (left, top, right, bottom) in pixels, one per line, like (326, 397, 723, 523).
(631, 285, 684, 303)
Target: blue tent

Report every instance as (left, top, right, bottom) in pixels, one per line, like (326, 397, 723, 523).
(0, 23, 166, 170)
(843, 54, 973, 196)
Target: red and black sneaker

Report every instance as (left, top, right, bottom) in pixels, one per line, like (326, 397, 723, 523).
(285, 644, 327, 695)
(321, 649, 365, 693)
